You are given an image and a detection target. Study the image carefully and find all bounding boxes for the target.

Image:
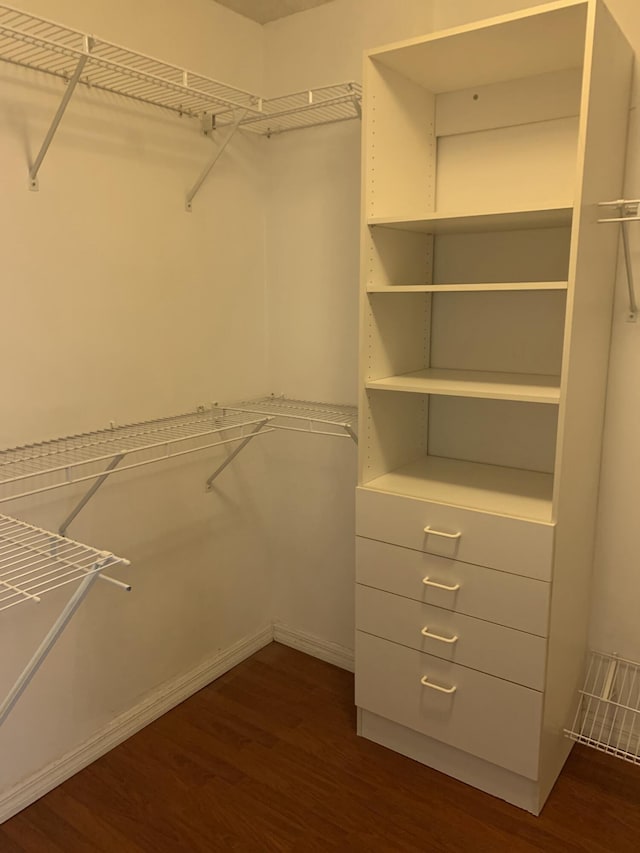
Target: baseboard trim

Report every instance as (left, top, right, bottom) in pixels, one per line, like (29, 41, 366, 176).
(273, 622, 354, 672)
(0, 625, 274, 824)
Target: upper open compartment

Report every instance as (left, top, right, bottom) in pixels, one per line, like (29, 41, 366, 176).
(364, 0, 588, 223)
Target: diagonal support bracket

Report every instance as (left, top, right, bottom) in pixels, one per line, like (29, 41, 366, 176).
(598, 199, 639, 322)
(205, 419, 270, 491)
(58, 453, 126, 537)
(186, 109, 246, 212)
(29, 43, 91, 191)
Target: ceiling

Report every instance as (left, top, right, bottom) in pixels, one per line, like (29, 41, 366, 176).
(213, 0, 335, 25)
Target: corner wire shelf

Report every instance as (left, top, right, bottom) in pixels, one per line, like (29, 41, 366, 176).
(0, 513, 130, 727)
(0, 406, 274, 536)
(598, 199, 639, 322)
(0, 3, 362, 205)
(226, 395, 358, 443)
(565, 650, 640, 765)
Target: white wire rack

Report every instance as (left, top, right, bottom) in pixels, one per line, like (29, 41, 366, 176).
(228, 395, 358, 442)
(565, 650, 640, 764)
(0, 407, 273, 532)
(0, 4, 361, 133)
(238, 83, 362, 136)
(0, 513, 129, 613)
(0, 3, 260, 117)
(0, 513, 130, 727)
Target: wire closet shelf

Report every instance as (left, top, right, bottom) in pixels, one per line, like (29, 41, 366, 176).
(0, 513, 129, 613)
(0, 407, 273, 506)
(565, 650, 640, 765)
(228, 395, 358, 442)
(0, 3, 361, 133)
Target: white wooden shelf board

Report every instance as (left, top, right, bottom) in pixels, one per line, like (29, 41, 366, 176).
(369, 206, 573, 235)
(366, 369, 561, 404)
(367, 282, 569, 293)
(369, 0, 587, 93)
(0, 514, 129, 612)
(364, 456, 554, 522)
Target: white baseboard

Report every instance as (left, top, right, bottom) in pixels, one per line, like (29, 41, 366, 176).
(273, 622, 354, 672)
(0, 625, 273, 824)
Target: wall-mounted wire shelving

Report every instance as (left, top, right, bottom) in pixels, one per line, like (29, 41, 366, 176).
(0, 407, 274, 534)
(229, 395, 358, 443)
(598, 199, 639, 322)
(565, 650, 640, 765)
(0, 513, 130, 726)
(0, 3, 362, 204)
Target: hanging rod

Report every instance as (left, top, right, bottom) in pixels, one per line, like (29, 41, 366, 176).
(0, 407, 274, 534)
(0, 513, 130, 726)
(598, 199, 639, 322)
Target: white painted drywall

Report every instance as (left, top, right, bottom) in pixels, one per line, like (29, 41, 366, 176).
(0, 0, 273, 794)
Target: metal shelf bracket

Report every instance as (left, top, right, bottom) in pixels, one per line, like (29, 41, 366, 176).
(205, 416, 271, 491)
(598, 199, 639, 322)
(185, 109, 246, 212)
(28, 37, 91, 191)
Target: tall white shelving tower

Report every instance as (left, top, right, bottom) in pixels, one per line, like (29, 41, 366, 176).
(354, 0, 633, 813)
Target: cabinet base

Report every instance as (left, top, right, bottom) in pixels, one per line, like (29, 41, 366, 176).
(358, 707, 547, 815)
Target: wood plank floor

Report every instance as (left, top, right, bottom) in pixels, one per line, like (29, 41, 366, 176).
(2, 642, 640, 852)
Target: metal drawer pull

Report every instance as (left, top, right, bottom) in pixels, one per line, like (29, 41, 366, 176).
(422, 576, 460, 592)
(424, 525, 462, 540)
(421, 626, 458, 644)
(420, 675, 457, 694)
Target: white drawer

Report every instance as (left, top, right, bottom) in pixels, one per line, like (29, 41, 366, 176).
(356, 585, 547, 690)
(356, 537, 550, 636)
(355, 632, 542, 779)
(356, 487, 554, 580)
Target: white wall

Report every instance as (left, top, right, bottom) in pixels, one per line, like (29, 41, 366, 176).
(262, 0, 436, 650)
(0, 0, 273, 795)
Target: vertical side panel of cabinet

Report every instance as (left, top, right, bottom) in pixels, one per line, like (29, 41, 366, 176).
(363, 58, 435, 220)
(541, 0, 634, 805)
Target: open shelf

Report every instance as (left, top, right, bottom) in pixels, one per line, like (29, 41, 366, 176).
(363, 456, 554, 522)
(368, 205, 573, 235)
(367, 281, 569, 293)
(0, 4, 361, 135)
(0, 513, 129, 612)
(229, 396, 357, 441)
(366, 368, 561, 404)
(566, 650, 640, 765)
(0, 407, 272, 505)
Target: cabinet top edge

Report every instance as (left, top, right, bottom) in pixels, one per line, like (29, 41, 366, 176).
(364, 0, 589, 62)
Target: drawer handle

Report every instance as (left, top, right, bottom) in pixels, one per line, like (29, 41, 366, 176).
(424, 525, 462, 540)
(422, 576, 460, 592)
(421, 626, 458, 644)
(420, 675, 457, 694)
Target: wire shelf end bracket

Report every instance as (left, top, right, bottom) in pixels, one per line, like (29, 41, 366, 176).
(598, 199, 639, 322)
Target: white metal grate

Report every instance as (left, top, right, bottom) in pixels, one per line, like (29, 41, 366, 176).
(238, 83, 362, 136)
(0, 5, 361, 134)
(0, 3, 260, 117)
(0, 513, 129, 612)
(229, 395, 357, 440)
(565, 650, 640, 764)
(0, 407, 272, 504)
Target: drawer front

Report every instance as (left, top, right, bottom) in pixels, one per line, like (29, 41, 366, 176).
(355, 632, 542, 779)
(356, 585, 547, 690)
(356, 537, 550, 637)
(356, 487, 554, 580)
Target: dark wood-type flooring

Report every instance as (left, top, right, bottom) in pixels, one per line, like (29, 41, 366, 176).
(1, 642, 639, 852)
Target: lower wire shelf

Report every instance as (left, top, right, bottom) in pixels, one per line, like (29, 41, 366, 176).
(565, 649, 640, 764)
(0, 513, 130, 726)
(228, 394, 358, 442)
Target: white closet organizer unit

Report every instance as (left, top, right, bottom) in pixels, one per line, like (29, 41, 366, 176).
(0, 514, 129, 726)
(356, 0, 632, 814)
(0, 3, 361, 204)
